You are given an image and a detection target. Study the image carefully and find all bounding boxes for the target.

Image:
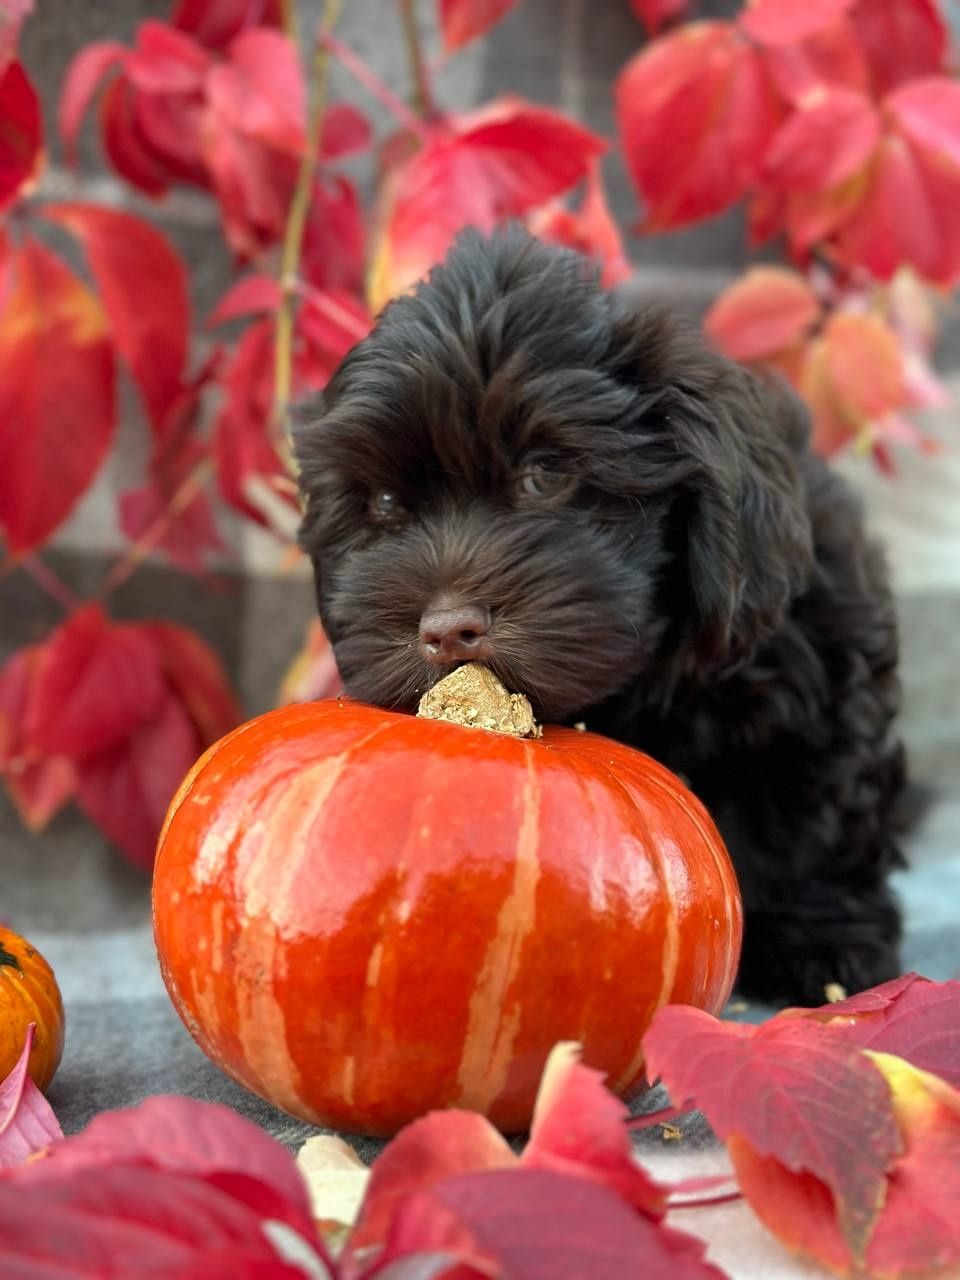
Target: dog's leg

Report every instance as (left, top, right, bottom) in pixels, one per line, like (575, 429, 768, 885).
(707, 658, 907, 1008)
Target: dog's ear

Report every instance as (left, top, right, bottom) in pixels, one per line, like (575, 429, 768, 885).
(625, 318, 814, 673)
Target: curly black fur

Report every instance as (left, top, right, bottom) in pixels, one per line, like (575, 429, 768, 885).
(295, 227, 906, 1006)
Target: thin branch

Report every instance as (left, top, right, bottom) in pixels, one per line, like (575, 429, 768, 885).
(273, 0, 343, 478)
(278, 0, 297, 38)
(95, 456, 216, 600)
(18, 556, 81, 612)
(670, 1190, 744, 1211)
(322, 33, 428, 140)
(398, 0, 434, 117)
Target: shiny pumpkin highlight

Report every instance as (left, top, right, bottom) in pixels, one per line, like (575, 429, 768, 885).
(153, 696, 742, 1137)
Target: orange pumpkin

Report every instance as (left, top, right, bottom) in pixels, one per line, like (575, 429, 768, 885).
(153, 685, 742, 1137)
(0, 927, 65, 1091)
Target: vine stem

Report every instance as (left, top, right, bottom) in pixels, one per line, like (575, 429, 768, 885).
(17, 555, 81, 612)
(273, 0, 343, 477)
(398, 0, 434, 118)
(95, 456, 216, 601)
(322, 33, 429, 139)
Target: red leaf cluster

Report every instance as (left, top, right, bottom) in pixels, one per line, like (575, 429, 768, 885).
(0, 605, 241, 866)
(369, 97, 613, 309)
(617, 0, 960, 285)
(59, 9, 370, 259)
(643, 974, 960, 1277)
(704, 265, 946, 462)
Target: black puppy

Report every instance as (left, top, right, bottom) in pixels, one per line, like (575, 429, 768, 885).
(295, 227, 905, 1006)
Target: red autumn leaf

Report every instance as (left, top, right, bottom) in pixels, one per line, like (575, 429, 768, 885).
(346, 1110, 515, 1256)
(57, 40, 129, 165)
(759, 18, 871, 108)
(322, 103, 372, 160)
(704, 267, 821, 363)
(213, 318, 288, 525)
(850, 0, 948, 96)
(297, 286, 371, 382)
(0, 60, 41, 210)
(119, 438, 225, 576)
(0, 645, 75, 832)
(379, 1168, 727, 1280)
(99, 76, 173, 196)
(522, 1042, 667, 1217)
(24, 605, 166, 761)
(12, 1095, 320, 1237)
(208, 273, 281, 327)
(171, 0, 283, 51)
(762, 88, 879, 192)
(529, 164, 632, 288)
(138, 621, 241, 747)
(42, 203, 190, 435)
(831, 80, 960, 286)
(643, 1005, 902, 1260)
(730, 1054, 960, 1278)
(124, 20, 209, 96)
(791, 974, 960, 1087)
(302, 174, 367, 295)
(629, 0, 689, 37)
(278, 619, 343, 705)
(205, 28, 305, 156)
(0, 0, 32, 72)
(0, 1096, 332, 1278)
(738, 0, 855, 46)
(616, 22, 781, 232)
(0, 237, 115, 554)
(370, 97, 605, 309)
(438, 0, 518, 52)
(0, 1025, 63, 1171)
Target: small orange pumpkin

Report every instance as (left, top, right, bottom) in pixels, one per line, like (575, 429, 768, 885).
(154, 668, 742, 1137)
(0, 927, 65, 1091)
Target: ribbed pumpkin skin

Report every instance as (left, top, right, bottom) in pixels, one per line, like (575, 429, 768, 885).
(0, 928, 65, 1091)
(153, 699, 742, 1137)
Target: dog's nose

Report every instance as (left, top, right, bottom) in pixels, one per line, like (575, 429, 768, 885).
(419, 603, 492, 664)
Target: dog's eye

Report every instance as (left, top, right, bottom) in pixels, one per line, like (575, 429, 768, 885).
(517, 466, 577, 502)
(368, 490, 407, 525)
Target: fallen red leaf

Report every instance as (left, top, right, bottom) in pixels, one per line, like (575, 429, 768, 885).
(0, 645, 75, 832)
(738, 0, 855, 47)
(529, 164, 632, 288)
(0, 236, 116, 554)
(0, 1026, 63, 1171)
(522, 1042, 667, 1217)
(0, 1096, 332, 1278)
(788, 974, 960, 1087)
(438, 0, 518, 52)
(43, 203, 190, 436)
(643, 1005, 902, 1261)
(377, 1168, 727, 1280)
(616, 22, 781, 232)
(730, 1053, 960, 1278)
(704, 266, 821, 363)
(629, 0, 689, 37)
(0, 60, 41, 210)
(369, 97, 605, 309)
(850, 0, 948, 96)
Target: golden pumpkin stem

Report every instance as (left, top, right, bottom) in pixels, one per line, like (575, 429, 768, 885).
(417, 664, 542, 739)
